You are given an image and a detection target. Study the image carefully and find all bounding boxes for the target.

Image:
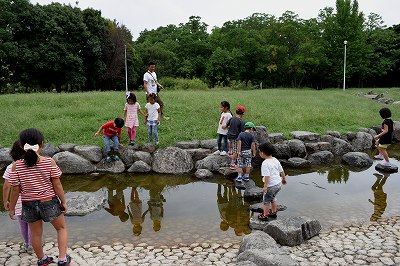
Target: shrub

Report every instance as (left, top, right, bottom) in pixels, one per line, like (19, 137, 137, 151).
(160, 77, 209, 90)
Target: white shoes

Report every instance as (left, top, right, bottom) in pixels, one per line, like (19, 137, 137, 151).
(220, 151, 227, 156)
(213, 150, 221, 155)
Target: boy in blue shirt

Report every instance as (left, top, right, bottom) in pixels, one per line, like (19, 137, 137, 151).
(236, 122, 257, 182)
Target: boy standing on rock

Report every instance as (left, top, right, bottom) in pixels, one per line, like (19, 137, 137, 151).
(235, 122, 257, 182)
(258, 142, 287, 221)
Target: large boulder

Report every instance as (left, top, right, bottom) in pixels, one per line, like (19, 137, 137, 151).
(195, 154, 231, 171)
(199, 139, 218, 149)
(119, 147, 137, 167)
(239, 230, 278, 253)
(254, 126, 268, 145)
(342, 152, 373, 168)
(393, 121, 400, 142)
(73, 145, 102, 163)
(66, 189, 107, 216)
(375, 163, 398, 173)
(132, 151, 152, 166)
(305, 142, 331, 153)
(307, 151, 334, 165)
(0, 148, 12, 170)
(141, 143, 156, 153)
(195, 169, 213, 179)
(185, 148, 211, 162)
(290, 131, 320, 142)
(264, 216, 321, 247)
(127, 160, 151, 173)
(96, 159, 126, 174)
(58, 143, 76, 152)
(351, 132, 374, 151)
(287, 157, 310, 168)
(152, 147, 193, 174)
(288, 139, 307, 158)
(326, 131, 341, 138)
(175, 140, 200, 149)
(268, 133, 286, 144)
(331, 137, 354, 155)
(273, 143, 291, 159)
(41, 143, 60, 157)
(53, 151, 95, 174)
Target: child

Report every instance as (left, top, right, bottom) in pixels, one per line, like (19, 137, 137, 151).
(95, 117, 125, 162)
(123, 92, 146, 146)
(3, 141, 32, 253)
(8, 128, 71, 266)
(213, 101, 232, 156)
(227, 105, 246, 169)
(145, 93, 161, 145)
(257, 142, 287, 221)
(374, 107, 394, 165)
(236, 122, 257, 182)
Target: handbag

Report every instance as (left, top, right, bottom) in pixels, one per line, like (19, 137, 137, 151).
(148, 71, 162, 93)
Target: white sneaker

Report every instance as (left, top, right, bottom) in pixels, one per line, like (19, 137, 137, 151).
(374, 154, 384, 160)
(220, 151, 227, 156)
(213, 150, 221, 155)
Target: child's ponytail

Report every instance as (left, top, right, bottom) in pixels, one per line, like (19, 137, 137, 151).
(24, 149, 38, 167)
(18, 128, 44, 167)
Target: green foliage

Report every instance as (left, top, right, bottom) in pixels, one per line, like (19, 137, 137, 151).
(160, 77, 208, 90)
(1, 88, 399, 148)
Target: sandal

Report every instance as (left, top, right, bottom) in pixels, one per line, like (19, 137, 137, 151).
(258, 213, 269, 221)
(268, 211, 277, 218)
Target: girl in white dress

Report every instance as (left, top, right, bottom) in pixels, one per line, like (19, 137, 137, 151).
(123, 92, 146, 145)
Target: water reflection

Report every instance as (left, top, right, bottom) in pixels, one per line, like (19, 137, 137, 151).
(104, 189, 129, 222)
(369, 173, 389, 221)
(327, 166, 350, 184)
(127, 187, 145, 236)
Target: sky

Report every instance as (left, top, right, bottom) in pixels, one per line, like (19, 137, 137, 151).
(33, 0, 400, 39)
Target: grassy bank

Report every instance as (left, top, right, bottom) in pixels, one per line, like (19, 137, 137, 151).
(0, 88, 399, 148)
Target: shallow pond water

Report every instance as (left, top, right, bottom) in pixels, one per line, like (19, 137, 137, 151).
(1, 145, 400, 246)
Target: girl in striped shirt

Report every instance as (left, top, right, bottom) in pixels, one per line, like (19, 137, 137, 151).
(8, 128, 71, 266)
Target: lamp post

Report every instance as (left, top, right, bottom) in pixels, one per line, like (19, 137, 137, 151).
(125, 45, 128, 93)
(343, 40, 347, 91)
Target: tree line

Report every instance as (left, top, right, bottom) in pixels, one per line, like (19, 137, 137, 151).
(0, 0, 399, 93)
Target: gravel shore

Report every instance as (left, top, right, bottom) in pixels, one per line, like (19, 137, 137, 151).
(1, 216, 399, 266)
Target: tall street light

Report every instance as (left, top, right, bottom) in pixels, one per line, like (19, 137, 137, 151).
(343, 40, 347, 91)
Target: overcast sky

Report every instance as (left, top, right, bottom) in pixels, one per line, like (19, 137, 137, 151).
(34, 0, 399, 39)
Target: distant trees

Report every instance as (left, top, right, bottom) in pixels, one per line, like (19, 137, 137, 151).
(0, 0, 399, 92)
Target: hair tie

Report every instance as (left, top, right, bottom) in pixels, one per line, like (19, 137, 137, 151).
(23, 144, 39, 152)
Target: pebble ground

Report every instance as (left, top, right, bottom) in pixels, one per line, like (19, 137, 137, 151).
(1, 216, 400, 266)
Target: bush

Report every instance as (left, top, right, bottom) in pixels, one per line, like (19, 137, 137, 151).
(160, 77, 209, 90)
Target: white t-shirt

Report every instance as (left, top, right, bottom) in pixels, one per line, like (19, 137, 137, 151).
(143, 71, 158, 94)
(217, 112, 232, 135)
(261, 157, 283, 187)
(3, 164, 22, 216)
(145, 102, 160, 121)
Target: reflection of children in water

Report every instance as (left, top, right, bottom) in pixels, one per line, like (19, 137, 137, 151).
(369, 174, 389, 222)
(127, 187, 145, 236)
(217, 184, 250, 236)
(104, 189, 129, 222)
(143, 186, 165, 232)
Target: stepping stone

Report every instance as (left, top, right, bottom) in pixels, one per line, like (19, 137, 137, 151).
(375, 163, 398, 173)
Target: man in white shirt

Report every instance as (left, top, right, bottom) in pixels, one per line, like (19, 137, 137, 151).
(143, 62, 164, 115)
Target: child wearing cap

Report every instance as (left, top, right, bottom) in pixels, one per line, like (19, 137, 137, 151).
(236, 122, 257, 182)
(226, 106, 246, 169)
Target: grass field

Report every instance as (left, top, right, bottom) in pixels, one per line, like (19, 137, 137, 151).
(0, 88, 399, 148)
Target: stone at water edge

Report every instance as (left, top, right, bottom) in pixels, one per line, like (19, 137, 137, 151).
(375, 163, 398, 173)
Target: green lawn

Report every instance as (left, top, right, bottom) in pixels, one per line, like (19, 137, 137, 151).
(0, 88, 399, 148)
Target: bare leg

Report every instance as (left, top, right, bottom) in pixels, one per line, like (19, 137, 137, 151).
(379, 147, 389, 162)
(29, 220, 44, 259)
(50, 214, 68, 258)
(263, 204, 270, 217)
(271, 201, 278, 214)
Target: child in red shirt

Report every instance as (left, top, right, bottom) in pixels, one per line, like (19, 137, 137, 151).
(95, 118, 124, 162)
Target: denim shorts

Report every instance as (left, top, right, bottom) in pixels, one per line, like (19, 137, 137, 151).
(22, 196, 62, 223)
(263, 183, 282, 206)
(237, 150, 252, 167)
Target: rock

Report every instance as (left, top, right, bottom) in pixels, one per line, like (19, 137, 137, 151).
(199, 139, 218, 149)
(236, 261, 257, 266)
(175, 140, 200, 149)
(344, 131, 356, 141)
(195, 154, 231, 171)
(291, 131, 320, 142)
(243, 184, 263, 200)
(305, 142, 332, 153)
(331, 137, 354, 156)
(127, 161, 151, 173)
(253, 126, 268, 145)
(358, 127, 376, 138)
(249, 212, 269, 230)
(141, 143, 156, 153)
(273, 143, 291, 159)
(195, 169, 213, 179)
(268, 133, 286, 144)
(0, 148, 12, 170)
(152, 147, 193, 174)
(239, 230, 278, 253)
(287, 157, 310, 168)
(185, 148, 211, 162)
(264, 216, 322, 247)
(66, 189, 107, 216)
(119, 147, 136, 167)
(53, 151, 95, 174)
(96, 159, 126, 173)
(288, 139, 307, 158)
(375, 163, 398, 173)
(307, 151, 334, 165)
(326, 131, 341, 138)
(351, 132, 374, 151)
(132, 151, 152, 166)
(377, 98, 394, 104)
(41, 143, 60, 157)
(218, 167, 237, 178)
(249, 202, 287, 213)
(393, 121, 400, 142)
(237, 249, 299, 266)
(73, 145, 102, 163)
(58, 143, 76, 152)
(342, 152, 373, 168)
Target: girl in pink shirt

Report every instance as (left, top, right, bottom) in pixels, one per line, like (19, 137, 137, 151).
(123, 92, 146, 145)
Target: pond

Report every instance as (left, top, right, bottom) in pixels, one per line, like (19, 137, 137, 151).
(1, 145, 400, 246)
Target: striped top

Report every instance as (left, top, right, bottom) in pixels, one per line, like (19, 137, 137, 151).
(3, 164, 22, 216)
(124, 102, 141, 128)
(9, 157, 62, 202)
